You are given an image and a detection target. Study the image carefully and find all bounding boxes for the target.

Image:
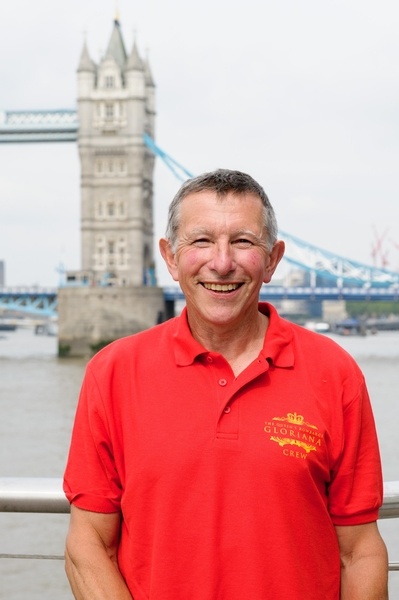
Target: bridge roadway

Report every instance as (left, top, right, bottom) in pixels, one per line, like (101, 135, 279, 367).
(1, 285, 398, 318)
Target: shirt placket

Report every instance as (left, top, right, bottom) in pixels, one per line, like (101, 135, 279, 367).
(205, 353, 270, 442)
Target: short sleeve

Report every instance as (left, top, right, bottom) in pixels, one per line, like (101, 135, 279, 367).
(328, 378, 383, 526)
(63, 365, 122, 513)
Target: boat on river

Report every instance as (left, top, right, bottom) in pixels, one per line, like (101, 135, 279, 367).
(334, 318, 369, 336)
(0, 319, 17, 331)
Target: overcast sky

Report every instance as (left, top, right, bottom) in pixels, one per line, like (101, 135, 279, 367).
(1, 0, 398, 287)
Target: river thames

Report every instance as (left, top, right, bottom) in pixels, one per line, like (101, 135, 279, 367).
(0, 325, 398, 599)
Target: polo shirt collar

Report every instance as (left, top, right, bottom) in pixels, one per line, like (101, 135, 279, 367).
(172, 308, 208, 366)
(258, 303, 295, 368)
(172, 303, 295, 369)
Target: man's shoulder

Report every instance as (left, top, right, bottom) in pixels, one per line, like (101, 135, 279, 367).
(288, 319, 362, 376)
(266, 303, 360, 366)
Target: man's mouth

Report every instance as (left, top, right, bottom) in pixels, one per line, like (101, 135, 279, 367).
(201, 283, 242, 293)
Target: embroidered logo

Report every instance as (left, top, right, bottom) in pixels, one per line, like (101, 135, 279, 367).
(264, 412, 324, 459)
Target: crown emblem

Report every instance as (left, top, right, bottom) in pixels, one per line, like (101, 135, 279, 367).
(287, 412, 304, 424)
(272, 412, 318, 429)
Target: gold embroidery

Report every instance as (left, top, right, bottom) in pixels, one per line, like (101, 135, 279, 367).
(264, 412, 324, 458)
(272, 412, 318, 429)
(270, 437, 317, 453)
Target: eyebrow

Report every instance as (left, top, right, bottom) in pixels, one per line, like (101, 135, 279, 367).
(186, 228, 264, 238)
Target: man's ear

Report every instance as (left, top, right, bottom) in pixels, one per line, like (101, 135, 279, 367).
(263, 240, 285, 284)
(159, 238, 179, 281)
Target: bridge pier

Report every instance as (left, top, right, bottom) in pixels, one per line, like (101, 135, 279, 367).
(57, 286, 166, 358)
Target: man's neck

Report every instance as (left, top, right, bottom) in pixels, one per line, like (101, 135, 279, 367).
(188, 309, 269, 377)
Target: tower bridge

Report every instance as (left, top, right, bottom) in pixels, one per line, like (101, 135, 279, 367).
(0, 18, 398, 352)
(1, 107, 399, 292)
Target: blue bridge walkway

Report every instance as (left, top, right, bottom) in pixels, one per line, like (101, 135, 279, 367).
(1, 284, 398, 319)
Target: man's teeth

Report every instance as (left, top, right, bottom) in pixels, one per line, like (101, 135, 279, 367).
(203, 283, 240, 292)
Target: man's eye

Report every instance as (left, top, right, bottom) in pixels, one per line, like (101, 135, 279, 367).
(193, 238, 210, 246)
(234, 239, 253, 247)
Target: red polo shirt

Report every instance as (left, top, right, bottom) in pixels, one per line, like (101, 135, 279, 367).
(64, 303, 383, 599)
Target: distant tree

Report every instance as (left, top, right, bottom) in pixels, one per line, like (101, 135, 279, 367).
(346, 301, 399, 318)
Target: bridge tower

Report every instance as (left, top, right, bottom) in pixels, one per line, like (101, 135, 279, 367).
(58, 19, 165, 357)
(77, 19, 156, 286)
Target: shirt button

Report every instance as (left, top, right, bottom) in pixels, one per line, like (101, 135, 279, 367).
(207, 356, 213, 363)
(218, 378, 227, 386)
(223, 406, 231, 413)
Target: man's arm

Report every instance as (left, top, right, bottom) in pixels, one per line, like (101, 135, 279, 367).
(65, 505, 133, 600)
(335, 522, 388, 600)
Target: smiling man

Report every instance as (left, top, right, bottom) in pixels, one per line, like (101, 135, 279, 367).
(159, 179, 284, 374)
(64, 169, 388, 600)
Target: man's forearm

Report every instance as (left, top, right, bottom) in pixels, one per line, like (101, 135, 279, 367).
(65, 546, 133, 600)
(340, 553, 389, 599)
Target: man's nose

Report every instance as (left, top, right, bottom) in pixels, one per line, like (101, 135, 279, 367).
(209, 242, 236, 275)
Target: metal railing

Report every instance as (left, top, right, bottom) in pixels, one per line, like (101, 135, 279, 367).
(0, 477, 398, 571)
(0, 477, 69, 513)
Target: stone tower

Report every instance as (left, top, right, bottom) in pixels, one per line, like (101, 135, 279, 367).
(77, 19, 156, 286)
(58, 20, 165, 357)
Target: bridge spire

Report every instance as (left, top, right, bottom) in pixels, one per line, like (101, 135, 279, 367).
(126, 37, 143, 71)
(104, 16, 127, 70)
(114, 0, 120, 24)
(77, 40, 96, 73)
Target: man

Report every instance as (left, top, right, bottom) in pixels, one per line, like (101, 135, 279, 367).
(64, 169, 388, 599)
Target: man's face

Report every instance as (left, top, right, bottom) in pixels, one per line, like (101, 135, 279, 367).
(160, 190, 284, 331)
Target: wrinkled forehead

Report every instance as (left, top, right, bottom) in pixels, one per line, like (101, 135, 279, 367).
(180, 189, 265, 212)
(177, 191, 267, 233)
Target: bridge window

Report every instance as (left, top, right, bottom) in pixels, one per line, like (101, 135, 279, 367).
(119, 248, 125, 266)
(108, 241, 115, 254)
(105, 76, 115, 88)
(119, 202, 125, 217)
(97, 248, 104, 266)
(105, 103, 114, 118)
(107, 202, 115, 217)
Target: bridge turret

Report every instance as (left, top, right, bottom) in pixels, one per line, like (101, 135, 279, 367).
(77, 41, 96, 83)
(125, 41, 145, 97)
(143, 56, 156, 138)
(77, 41, 96, 137)
(124, 41, 147, 141)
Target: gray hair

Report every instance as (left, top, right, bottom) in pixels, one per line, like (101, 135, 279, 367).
(165, 169, 278, 251)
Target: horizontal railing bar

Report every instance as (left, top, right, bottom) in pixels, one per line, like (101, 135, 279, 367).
(0, 479, 398, 572)
(0, 553, 64, 560)
(1, 477, 398, 516)
(379, 480, 399, 519)
(0, 477, 69, 513)
(1, 552, 398, 570)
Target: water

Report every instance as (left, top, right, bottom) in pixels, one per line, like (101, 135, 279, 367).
(0, 329, 85, 600)
(0, 326, 398, 599)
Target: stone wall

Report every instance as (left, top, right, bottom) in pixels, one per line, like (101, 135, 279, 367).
(58, 286, 166, 357)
